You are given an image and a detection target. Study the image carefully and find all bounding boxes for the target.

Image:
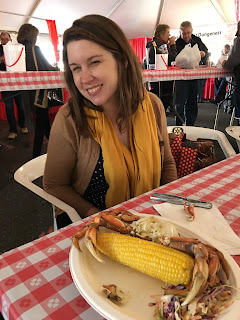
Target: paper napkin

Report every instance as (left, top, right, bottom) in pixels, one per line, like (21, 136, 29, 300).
(153, 203, 240, 255)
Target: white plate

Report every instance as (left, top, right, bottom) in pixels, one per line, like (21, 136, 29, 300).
(69, 214, 240, 320)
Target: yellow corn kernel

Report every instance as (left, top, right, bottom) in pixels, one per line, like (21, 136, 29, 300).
(96, 233, 194, 286)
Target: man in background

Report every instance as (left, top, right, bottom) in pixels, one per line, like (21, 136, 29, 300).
(223, 22, 240, 125)
(210, 44, 231, 105)
(0, 32, 28, 139)
(175, 21, 208, 125)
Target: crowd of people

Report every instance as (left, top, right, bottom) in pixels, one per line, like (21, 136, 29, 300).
(0, 16, 239, 228)
(145, 21, 240, 126)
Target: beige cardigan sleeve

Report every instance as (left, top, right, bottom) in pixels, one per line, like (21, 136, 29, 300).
(149, 92, 178, 184)
(43, 104, 99, 218)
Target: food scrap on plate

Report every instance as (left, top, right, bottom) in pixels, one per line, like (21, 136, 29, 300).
(184, 202, 195, 221)
(102, 284, 124, 302)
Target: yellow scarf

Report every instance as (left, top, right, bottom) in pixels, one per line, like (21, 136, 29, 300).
(85, 91, 161, 208)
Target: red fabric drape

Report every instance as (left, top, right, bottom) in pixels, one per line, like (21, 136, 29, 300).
(235, 0, 239, 22)
(0, 92, 18, 120)
(129, 38, 151, 63)
(46, 20, 59, 63)
(203, 78, 215, 100)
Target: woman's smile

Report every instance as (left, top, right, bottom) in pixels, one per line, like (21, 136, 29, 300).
(86, 84, 103, 96)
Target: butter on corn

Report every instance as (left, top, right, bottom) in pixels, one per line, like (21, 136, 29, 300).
(96, 233, 194, 286)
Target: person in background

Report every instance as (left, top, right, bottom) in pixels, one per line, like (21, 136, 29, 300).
(17, 24, 58, 157)
(175, 21, 208, 125)
(43, 14, 177, 228)
(223, 22, 240, 125)
(146, 24, 177, 112)
(0, 32, 28, 139)
(210, 44, 231, 105)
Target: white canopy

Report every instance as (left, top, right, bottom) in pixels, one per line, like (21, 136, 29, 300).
(0, 0, 238, 38)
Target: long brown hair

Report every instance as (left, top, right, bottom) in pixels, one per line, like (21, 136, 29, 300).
(63, 14, 144, 135)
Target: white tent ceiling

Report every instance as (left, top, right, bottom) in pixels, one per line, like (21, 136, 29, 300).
(0, 0, 238, 39)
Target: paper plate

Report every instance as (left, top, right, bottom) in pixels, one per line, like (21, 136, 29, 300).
(69, 213, 240, 320)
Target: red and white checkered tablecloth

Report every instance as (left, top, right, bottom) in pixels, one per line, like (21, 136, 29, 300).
(0, 71, 65, 91)
(0, 68, 233, 91)
(143, 67, 233, 82)
(0, 154, 240, 320)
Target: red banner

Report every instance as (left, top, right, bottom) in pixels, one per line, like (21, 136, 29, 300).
(46, 20, 59, 63)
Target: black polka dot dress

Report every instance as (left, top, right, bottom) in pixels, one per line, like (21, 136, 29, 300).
(83, 148, 109, 211)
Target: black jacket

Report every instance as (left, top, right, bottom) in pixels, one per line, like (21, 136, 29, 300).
(146, 37, 178, 66)
(24, 44, 58, 71)
(176, 34, 209, 65)
(224, 34, 240, 83)
(0, 45, 6, 71)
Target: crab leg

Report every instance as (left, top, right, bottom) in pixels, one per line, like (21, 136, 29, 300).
(181, 243, 209, 306)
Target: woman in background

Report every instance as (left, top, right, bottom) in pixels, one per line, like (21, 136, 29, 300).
(17, 23, 58, 158)
(43, 15, 177, 228)
(146, 24, 177, 112)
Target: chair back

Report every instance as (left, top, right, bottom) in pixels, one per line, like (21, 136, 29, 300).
(167, 126, 236, 158)
(14, 154, 81, 226)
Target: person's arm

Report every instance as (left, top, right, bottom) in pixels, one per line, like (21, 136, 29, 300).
(149, 93, 178, 184)
(224, 38, 240, 69)
(43, 106, 99, 218)
(197, 38, 208, 65)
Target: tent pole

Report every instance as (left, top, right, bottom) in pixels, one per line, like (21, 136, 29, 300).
(24, 0, 43, 24)
(155, 0, 165, 29)
(106, 0, 125, 18)
(0, 10, 45, 22)
(209, 0, 228, 22)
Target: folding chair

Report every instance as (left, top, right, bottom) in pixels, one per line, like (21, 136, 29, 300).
(214, 78, 236, 129)
(14, 154, 81, 230)
(167, 126, 236, 158)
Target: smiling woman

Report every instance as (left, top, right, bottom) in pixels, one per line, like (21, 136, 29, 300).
(43, 14, 177, 229)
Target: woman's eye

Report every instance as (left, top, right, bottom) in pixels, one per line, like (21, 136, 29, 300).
(72, 66, 81, 72)
(91, 60, 100, 65)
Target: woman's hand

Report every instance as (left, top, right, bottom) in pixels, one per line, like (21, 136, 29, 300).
(200, 51, 206, 58)
(168, 36, 176, 46)
(86, 206, 100, 217)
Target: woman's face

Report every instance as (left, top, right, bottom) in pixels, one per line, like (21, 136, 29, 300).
(160, 28, 170, 43)
(67, 39, 119, 110)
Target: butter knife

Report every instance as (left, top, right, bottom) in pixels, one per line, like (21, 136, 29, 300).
(150, 192, 212, 209)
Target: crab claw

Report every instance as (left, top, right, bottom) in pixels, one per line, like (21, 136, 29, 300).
(101, 212, 132, 233)
(117, 210, 140, 222)
(85, 226, 104, 263)
(72, 227, 88, 250)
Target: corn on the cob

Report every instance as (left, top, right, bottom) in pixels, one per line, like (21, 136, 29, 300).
(96, 233, 194, 286)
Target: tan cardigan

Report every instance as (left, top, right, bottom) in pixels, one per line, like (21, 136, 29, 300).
(43, 92, 177, 218)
